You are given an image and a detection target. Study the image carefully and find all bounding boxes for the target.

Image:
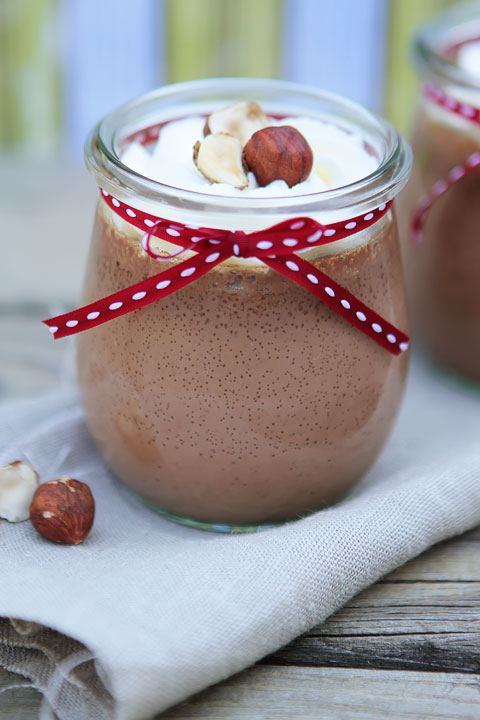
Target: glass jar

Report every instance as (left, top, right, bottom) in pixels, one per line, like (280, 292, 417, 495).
(78, 78, 411, 531)
(402, 4, 480, 383)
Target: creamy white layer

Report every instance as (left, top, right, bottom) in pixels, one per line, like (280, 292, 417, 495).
(457, 40, 480, 80)
(109, 111, 385, 264)
(120, 115, 378, 197)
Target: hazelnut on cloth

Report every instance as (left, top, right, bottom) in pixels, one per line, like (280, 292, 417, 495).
(0, 461, 39, 522)
(30, 477, 95, 544)
(243, 125, 313, 187)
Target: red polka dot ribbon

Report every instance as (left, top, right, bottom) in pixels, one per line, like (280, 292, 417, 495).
(44, 192, 409, 355)
(412, 82, 480, 244)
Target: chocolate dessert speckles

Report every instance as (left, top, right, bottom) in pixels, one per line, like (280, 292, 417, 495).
(77, 208, 408, 524)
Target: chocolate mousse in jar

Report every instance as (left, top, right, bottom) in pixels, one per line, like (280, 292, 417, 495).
(403, 4, 480, 383)
(47, 79, 411, 531)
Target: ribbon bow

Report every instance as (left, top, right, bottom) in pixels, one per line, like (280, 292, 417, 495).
(44, 191, 409, 356)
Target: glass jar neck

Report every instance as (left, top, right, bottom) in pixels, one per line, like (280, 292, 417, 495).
(85, 78, 411, 228)
(414, 3, 480, 96)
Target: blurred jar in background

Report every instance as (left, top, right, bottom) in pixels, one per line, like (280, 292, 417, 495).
(402, 4, 480, 383)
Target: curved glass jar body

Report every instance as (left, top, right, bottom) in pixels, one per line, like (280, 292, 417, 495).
(403, 5, 480, 383)
(78, 79, 411, 529)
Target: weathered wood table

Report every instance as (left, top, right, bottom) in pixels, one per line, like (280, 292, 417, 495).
(1, 163, 479, 719)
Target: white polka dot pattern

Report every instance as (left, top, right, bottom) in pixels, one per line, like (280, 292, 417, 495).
(425, 82, 480, 127)
(43, 186, 408, 356)
(307, 230, 322, 243)
(180, 267, 196, 277)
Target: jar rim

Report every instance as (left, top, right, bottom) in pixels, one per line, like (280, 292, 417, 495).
(414, 2, 480, 90)
(85, 77, 411, 220)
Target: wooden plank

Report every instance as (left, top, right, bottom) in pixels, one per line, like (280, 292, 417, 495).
(267, 585, 480, 673)
(160, 666, 480, 719)
(4, 666, 480, 720)
(166, 0, 281, 82)
(351, 581, 480, 607)
(0, 161, 95, 305)
(267, 630, 480, 674)
(384, 0, 457, 134)
(461, 526, 480, 541)
(0, 686, 41, 720)
(1, 0, 61, 153)
(384, 540, 480, 582)
(265, 537, 480, 673)
(314, 604, 480, 635)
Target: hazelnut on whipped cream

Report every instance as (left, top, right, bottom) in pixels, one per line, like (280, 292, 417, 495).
(121, 101, 378, 197)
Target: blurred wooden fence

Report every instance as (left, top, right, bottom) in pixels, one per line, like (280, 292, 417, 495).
(0, 0, 461, 158)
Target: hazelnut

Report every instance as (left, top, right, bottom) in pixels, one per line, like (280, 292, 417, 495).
(30, 477, 95, 544)
(204, 101, 270, 145)
(243, 125, 313, 188)
(0, 461, 39, 523)
(193, 133, 249, 189)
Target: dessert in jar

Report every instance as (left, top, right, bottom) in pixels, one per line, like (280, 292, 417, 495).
(403, 5, 480, 383)
(45, 79, 412, 531)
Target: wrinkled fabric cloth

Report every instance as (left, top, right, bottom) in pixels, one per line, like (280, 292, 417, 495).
(0, 356, 479, 720)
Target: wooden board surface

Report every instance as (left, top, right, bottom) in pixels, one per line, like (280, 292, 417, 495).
(1, 530, 480, 719)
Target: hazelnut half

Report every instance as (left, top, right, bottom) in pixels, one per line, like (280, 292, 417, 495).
(30, 477, 95, 544)
(204, 101, 270, 145)
(193, 133, 249, 189)
(0, 461, 39, 522)
(243, 125, 313, 188)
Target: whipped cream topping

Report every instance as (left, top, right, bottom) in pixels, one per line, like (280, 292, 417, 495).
(457, 40, 480, 81)
(120, 114, 378, 197)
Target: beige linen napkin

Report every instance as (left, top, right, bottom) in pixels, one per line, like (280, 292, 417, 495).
(0, 355, 479, 720)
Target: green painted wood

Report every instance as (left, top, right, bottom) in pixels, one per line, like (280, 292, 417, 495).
(0, 0, 61, 152)
(384, 0, 460, 135)
(166, 0, 282, 83)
